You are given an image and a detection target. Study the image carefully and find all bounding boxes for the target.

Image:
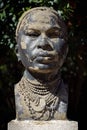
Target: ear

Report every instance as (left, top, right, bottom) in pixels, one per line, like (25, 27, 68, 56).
(15, 44, 21, 61)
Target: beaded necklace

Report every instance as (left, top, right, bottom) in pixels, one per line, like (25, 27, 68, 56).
(17, 76, 62, 120)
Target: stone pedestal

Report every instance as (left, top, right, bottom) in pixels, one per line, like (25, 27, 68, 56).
(8, 120, 78, 130)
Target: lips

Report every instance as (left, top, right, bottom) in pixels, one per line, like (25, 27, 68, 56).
(35, 56, 54, 63)
(32, 51, 57, 64)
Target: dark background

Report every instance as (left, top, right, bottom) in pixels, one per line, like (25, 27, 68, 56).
(0, 0, 87, 130)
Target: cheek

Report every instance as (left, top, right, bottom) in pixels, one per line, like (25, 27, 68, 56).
(20, 36, 27, 49)
(20, 36, 33, 50)
(52, 38, 67, 54)
(20, 41, 26, 49)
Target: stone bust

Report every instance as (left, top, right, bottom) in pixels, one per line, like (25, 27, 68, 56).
(15, 7, 68, 121)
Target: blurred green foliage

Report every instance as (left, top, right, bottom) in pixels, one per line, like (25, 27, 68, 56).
(0, 0, 87, 130)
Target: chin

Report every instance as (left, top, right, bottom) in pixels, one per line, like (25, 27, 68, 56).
(28, 63, 59, 74)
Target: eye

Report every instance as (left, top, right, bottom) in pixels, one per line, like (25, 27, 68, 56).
(28, 32, 40, 37)
(46, 28, 63, 38)
(24, 30, 40, 37)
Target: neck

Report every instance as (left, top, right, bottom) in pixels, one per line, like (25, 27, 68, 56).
(23, 69, 61, 84)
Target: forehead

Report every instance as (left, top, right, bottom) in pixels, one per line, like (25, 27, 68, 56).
(28, 10, 58, 24)
(21, 10, 61, 30)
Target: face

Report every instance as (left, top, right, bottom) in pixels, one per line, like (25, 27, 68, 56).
(17, 10, 68, 74)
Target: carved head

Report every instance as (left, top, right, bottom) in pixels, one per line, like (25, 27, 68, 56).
(15, 7, 68, 75)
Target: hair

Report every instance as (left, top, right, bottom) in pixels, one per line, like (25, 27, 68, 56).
(16, 7, 68, 41)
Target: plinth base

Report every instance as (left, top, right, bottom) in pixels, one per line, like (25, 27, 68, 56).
(8, 120, 78, 130)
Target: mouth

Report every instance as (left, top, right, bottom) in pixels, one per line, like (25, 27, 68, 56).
(34, 56, 55, 63)
(32, 51, 57, 64)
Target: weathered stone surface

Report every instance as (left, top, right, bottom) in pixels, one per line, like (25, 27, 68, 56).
(15, 6, 69, 120)
(8, 120, 78, 130)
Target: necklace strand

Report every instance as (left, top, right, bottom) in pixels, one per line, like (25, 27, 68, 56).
(17, 77, 63, 120)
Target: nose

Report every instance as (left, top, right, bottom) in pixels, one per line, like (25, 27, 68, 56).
(37, 34, 53, 51)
